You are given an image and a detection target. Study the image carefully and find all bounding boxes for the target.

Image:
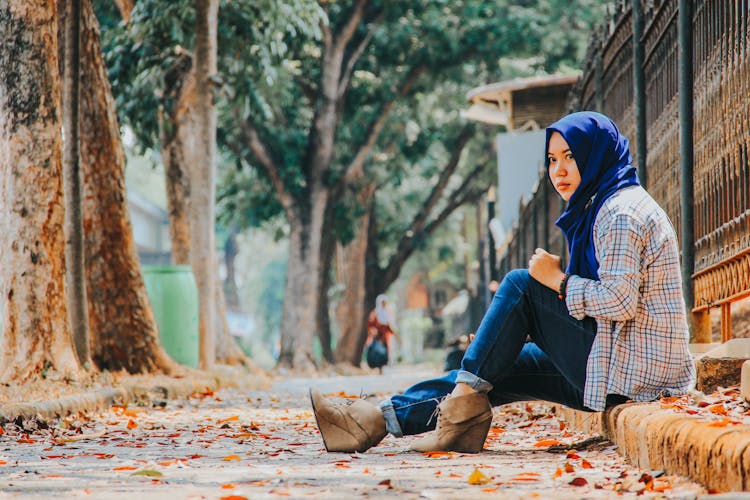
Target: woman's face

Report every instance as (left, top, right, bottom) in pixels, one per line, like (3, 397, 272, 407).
(547, 131, 581, 202)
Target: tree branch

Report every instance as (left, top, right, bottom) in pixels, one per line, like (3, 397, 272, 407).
(338, 10, 385, 99)
(379, 131, 480, 287)
(114, 0, 135, 23)
(234, 113, 294, 214)
(341, 64, 427, 184)
(334, 0, 369, 56)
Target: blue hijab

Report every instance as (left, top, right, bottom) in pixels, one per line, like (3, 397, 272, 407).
(546, 111, 640, 280)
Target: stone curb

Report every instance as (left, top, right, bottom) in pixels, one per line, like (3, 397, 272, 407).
(558, 403, 750, 492)
(0, 366, 269, 423)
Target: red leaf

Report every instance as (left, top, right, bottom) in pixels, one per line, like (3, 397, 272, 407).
(569, 477, 588, 486)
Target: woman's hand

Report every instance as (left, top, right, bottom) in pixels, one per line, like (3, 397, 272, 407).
(528, 248, 566, 292)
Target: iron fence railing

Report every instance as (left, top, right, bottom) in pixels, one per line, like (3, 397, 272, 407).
(496, 0, 750, 341)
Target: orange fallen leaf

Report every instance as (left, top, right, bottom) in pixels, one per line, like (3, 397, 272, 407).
(222, 455, 241, 461)
(468, 468, 491, 485)
(127, 419, 138, 430)
(422, 451, 455, 459)
(708, 418, 734, 427)
(709, 404, 728, 416)
(218, 415, 239, 424)
(566, 451, 580, 459)
(481, 487, 499, 493)
(581, 459, 593, 469)
(554, 468, 563, 478)
(219, 496, 248, 500)
(113, 466, 138, 471)
(0, 461, 7, 466)
(534, 439, 562, 447)
(564, 462, 575, 473)
(221, 484, 236, 489)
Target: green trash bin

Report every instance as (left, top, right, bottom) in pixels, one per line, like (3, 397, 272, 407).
(142, 264, 199, 368)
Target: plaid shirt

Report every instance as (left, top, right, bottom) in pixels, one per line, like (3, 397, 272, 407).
(565, 185, 696, 411)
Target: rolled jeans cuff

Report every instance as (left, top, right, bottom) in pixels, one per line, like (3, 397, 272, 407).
(379, 400, 403, 437)
(455, 370, 494, 393)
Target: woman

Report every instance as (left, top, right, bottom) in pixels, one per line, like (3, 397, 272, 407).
(310, 111, 696, 454)
(365, 294, 398, 373)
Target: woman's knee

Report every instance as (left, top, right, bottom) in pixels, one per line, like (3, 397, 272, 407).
(495, 269, 530, 296)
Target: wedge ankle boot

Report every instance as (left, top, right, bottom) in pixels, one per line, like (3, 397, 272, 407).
(411, 391, 492, 453)
(310, 389, 387, 453)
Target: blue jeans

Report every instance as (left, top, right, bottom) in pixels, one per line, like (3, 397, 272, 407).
(380, 269, 597, 437)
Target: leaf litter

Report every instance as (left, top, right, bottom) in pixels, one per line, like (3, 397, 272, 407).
(0, 374, 712, 498)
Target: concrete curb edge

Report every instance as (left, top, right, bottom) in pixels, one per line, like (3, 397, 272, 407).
(557, 402, 750, 492)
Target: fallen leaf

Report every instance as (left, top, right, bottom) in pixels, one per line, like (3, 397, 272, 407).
(581, 458, 593, 469)
(422, 451, 455, 459)
(481, 487, 499, 493)
(113, 466, 138, 471)
(131, 470, 163, 477)
(468, 468, 491, 485)
(218, 415, 239, 424)
(554, 468, 563, 478)
(55, 430, 106, 444)
(708, 418, 735, 427)
(127, 419, 138, 429)
(222, 455, 242, 461)
(564, 462, 575, 473)
(569, 477, 588, 487)
(221, 484, 236, 489)
(709, 404, 728, 416)
(566, 451, 580, 459)
(534, 439, 562, 447)
(219, 496, 248, 500)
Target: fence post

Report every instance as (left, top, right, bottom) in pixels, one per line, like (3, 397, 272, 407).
(679, 0, 709, 342)
(632, 0, 648, 188)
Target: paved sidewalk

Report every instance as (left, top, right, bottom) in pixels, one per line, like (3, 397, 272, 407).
(0, 365, 708, 499)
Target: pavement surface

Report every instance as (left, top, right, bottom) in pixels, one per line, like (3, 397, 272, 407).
(0, 365, 714, 499)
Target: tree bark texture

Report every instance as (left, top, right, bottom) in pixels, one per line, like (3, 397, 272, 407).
(0, 0, 81, 381)
(333, 184, 376, 365)
(192, 0, 219, 369)
(78, 0, 176, 374)
(160, 53, 195, 266)
(61, 0, 91, 367)
(315, 204, 336, 364)
(277, 193, 328, 371)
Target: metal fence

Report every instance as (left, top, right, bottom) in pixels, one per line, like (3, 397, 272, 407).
(497, 0, 750, 341)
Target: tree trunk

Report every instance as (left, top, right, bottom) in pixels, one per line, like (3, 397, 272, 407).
(61, 0, 91, 367)
(278, 193, 328, 372)
(0, 0, 81, 381)
(333, 184, 376, 365)
(191, 0, 219, 369)
(79, 0, 176, 374)
(160, 55, 194, 265)
(315, 204, 336, 364)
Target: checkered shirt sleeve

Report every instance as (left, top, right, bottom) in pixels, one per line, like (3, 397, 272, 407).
(564, 186, 696, 411)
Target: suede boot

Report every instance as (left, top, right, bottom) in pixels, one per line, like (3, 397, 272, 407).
(309, 389, 387, 453)
(411, 391, 492, 453)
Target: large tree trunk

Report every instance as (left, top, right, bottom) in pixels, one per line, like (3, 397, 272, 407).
(277, 193, 328, 372)
(0, 0, 81, 381)
(79, 0, 176, 374)
(333, 185, 376, 365)
(191, 0, 219, 369)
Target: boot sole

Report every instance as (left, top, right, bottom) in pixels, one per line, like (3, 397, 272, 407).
(309, 388, 331, 452)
